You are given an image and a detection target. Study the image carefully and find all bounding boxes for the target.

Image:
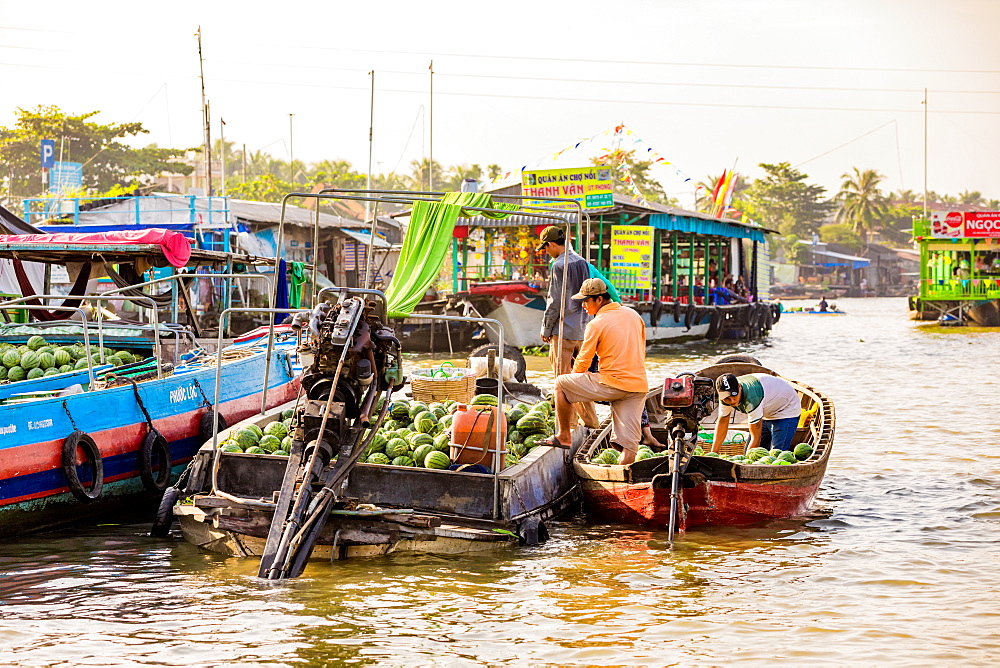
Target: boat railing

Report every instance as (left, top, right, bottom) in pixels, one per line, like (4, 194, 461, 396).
(0, 294, 164, 379)
(100, 272, 275, 338)
(0, 304, 97, 387)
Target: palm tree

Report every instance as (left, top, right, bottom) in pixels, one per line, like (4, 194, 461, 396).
(836, 168, 886, 246)
(958, 190, 984, 208)
(894, 189, 918, 205)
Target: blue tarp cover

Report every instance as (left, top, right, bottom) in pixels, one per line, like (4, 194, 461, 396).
(648, 213, 766, 242)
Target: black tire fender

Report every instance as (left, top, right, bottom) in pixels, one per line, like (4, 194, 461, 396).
(707, 308, 723, 338)
(684, 303, 696, 331)
(649, 300, 663, 327)
(771, 303, 782, 323)
(672, 300, 681, 323)
(62, 430, 103, 503)
(139, 429, 172, 492)
(150, 486, 181, 537)
(468, 343, 527, 382)
(200, 410, 228, 443)
(714, 354, 763, 365)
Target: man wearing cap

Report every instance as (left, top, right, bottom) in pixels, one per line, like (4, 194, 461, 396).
(545, 278, 648, 465)
(537, 225, 598, 427)
(713, 372, 802, 453)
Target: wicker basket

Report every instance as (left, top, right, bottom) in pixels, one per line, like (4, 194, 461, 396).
(410, 367, 476, 404)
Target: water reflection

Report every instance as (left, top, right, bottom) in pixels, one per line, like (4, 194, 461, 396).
(2, 299, 999, 664)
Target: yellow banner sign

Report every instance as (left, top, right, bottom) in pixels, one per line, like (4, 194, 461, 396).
(522, 166, 614, 210)
(610, 225, 653, 290)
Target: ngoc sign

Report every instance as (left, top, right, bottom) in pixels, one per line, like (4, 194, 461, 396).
(930, 211, 1000, 239)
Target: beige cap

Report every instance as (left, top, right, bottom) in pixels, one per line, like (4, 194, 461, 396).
(571, 277, 609, 300)
(535, 225, 564, 251)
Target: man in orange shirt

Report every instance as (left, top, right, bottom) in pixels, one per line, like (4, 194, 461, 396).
(544, 278, 648, 465)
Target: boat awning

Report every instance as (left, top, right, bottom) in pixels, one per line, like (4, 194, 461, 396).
(648, 213, 767, 242)
(805, 248, 871, 269)
(339, 228, 392, 249)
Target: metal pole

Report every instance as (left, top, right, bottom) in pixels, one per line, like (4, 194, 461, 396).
(366, 70, 375, 237)
(428, 61, 434, 191)
(220, 118, 226, 197)
(196, 27, 212, 197)
(289, 113, 295, 184)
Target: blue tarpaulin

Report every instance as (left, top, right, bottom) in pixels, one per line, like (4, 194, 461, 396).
(648, 213, 766, 242)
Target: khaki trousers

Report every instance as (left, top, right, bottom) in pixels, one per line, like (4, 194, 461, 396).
(548, 337, 599, 428)
(556, 372, 645, 451)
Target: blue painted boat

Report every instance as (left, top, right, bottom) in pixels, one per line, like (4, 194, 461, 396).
(0, 329, 300, 536)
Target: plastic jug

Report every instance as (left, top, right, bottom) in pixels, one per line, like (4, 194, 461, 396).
(449, 404, 507, 470)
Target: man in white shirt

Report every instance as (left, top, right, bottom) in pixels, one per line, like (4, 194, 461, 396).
(712, 372, 802, 453)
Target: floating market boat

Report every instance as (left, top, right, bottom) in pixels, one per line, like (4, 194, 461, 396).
(171, 393, 584, 560)
(573, 358, 834, 532)
(0, 230, 301, 536)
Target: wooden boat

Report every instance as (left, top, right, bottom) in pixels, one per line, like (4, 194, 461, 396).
(0, 231, 300, 536)
(573, 359, 834, 531)
(171, 403, 584, 559)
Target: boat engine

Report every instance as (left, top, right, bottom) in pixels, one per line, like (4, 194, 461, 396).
(659, 373, 717, 542)
(258, 292, 404, 580)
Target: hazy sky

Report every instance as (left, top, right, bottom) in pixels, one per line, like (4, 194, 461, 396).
(2, 0, 998, 208)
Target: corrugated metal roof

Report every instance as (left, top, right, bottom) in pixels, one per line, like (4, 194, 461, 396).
(221, 199, 364, 229)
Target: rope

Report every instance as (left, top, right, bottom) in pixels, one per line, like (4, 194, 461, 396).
(62, 400, 79, 431)
(127, 379, 155, 432)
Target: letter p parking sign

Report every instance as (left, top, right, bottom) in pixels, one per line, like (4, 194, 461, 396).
(40, 140, 55, 169)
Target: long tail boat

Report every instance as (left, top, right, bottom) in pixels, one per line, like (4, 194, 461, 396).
(573, 358, 834, 531)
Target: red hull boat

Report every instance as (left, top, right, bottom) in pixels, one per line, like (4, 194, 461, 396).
(573, 360, 835, 532)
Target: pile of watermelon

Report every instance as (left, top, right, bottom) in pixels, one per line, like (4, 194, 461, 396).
(219, 408, 295, 456)
(0, 336, 146, 383)
(692, 443, 814, 465)
(590, 444, 663, 466)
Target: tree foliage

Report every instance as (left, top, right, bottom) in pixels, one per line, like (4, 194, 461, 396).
(740, 162, 832, 260)
(0, 105, 192, 203)
(835, 167, 887, 246)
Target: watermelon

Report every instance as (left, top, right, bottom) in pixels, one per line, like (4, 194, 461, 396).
(769, 448, 781, 458)
(535, 400, 553, 414)
(282, 418, 295, 431)
(509, 441, 527, 457)
(429, 403, 447, 419)
(523, 433, 545, 449)
(409, 433, 434, 448)
(425, 451, 451, 469)
(116, 351, 134, 365)
(385, 438, 409, 459)
(394, 428, 411, 440)
(439, 414, 453, 429)
(514, 402, 530, 413)
(43, 368, 58, 377)
(19, 351, 40, 370)
(220, 444, 243, 453)
(53, 349, 72, 367)
(234, 429, 259, 449)
(7, 366, 25, 382)
(259, 435, 282, 452)
(366, 452, 390, 465)
(504, 453, 520, 469)
(280, 408, 294, 420)
(26, 336, 46, 351)
(74, 358, 90, 370)
(470, 394, 498, 407)
(281, 436, 293, 450)
(793, 443, 813, 461)
(244, 446, 265, 455)
(506, 408, 526, 424)
(389, 401, 410, 420)
(26, 368, 44, 380)
(273, 450, 290, 457)
(263, 421, 288, 439)
(414, 411, 437, 434)
(68, 346, 85, 361)
(412, 444, 434, 466)
(407, 402, 428, 420)
(517, 415, 546, 434)
(0, 367, 6, 381)
(432, 434, 450, 452)
(777, 450, 796, 463)
(369, 433, 388, 453)
(37, 352, 55, 370)
(507, 429, 523, 444)
(2, 350, 21, 368)
(636, 449, 655, 462)
(391, 456, 415, 467)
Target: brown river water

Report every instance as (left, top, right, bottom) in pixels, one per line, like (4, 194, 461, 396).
(1, 298, 999, 665)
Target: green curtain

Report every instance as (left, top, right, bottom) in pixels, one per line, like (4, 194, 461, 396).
(288, 261, 307, 308)
(385, 192, 518, 318)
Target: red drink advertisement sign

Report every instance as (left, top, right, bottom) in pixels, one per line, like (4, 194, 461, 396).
(930, 211, 1000, 239)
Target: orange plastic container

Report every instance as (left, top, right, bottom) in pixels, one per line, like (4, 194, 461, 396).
(449, 404, 507, 470)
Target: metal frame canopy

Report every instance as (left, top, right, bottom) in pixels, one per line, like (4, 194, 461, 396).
(0, 242, 265, 267)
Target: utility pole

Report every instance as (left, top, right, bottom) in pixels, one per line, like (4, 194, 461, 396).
(428, 60, 434, 191)
(289, 114, 295, 184)
(922, 88, 928, 222)
(196, 27, 212, 196)
(220, 117, 226, 197)
(242, 143, 247, 184)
